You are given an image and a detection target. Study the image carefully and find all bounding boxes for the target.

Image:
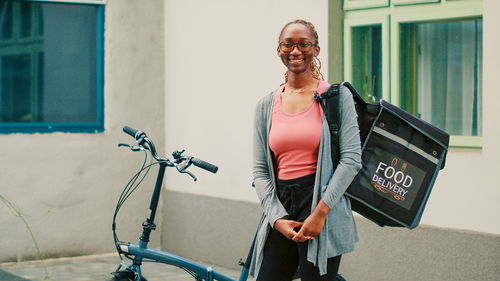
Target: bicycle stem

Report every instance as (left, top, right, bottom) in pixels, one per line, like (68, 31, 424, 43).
(134, 162, 167, 269)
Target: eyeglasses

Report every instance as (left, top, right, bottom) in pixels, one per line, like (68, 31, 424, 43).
(279, 41, 316, 52)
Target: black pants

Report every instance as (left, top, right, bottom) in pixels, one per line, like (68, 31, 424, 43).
(257, 174, 341, 281)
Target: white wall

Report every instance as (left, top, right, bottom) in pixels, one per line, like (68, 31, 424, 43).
(163, 0, 328, 202)
(164, 0, 499, 236)
(420, 0, 500, 235)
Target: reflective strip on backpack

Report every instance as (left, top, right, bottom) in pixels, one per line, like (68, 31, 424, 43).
(373, 126, 439, 165)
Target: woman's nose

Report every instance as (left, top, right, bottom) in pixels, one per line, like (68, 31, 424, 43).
(290, 44, 302, 55)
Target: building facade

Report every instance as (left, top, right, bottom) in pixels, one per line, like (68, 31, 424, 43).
(1, 0, 498, 280)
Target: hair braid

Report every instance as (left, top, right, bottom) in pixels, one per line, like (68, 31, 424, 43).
(280, 19, 324, 82)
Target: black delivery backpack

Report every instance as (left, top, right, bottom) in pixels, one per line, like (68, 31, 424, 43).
(314, 82, 450, 229)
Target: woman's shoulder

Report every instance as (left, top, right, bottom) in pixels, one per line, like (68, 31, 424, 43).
(317, 80, 331, 94)
(255, 87, 279, 110)
(338, 82, 357, 105)
(318, 80, 354, 97)
(258, 90, 276, 103)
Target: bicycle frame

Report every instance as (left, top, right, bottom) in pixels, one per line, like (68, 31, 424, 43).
(115, 161, 251, 281)
(112, 127, 346, 281)
(117, 243, 246, 281)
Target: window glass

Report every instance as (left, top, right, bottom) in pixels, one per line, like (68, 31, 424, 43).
(0, 1, 102, 131)
(352, 25, 382, 102)
(400, 19, 483, 136)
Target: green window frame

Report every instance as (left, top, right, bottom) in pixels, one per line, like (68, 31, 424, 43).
(344, 12, 390, 102)
(339, 0, 483, 148)
(393, 0, 440, 6)
(343, 0, 389, 11)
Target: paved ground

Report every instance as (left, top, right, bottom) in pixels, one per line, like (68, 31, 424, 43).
(0, 253, 255, 281)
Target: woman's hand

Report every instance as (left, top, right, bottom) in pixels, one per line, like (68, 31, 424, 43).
(292, 200, 330, 242)
(274, 219, 306, 240)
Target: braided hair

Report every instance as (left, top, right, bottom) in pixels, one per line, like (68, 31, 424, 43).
(279, 19, 325, 82)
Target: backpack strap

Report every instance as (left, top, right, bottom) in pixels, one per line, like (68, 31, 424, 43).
(342, 81, 366, 106)
(314, 83, 341, 170)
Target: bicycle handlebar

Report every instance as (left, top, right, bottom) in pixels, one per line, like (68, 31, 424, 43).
(121, 126, 218, 175)
(191, 157, 218, 173)
(123, 126, 145, 140)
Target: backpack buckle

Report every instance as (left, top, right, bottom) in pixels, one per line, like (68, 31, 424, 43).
(313, 92, 323, 102)
(330, 124, 339, 135)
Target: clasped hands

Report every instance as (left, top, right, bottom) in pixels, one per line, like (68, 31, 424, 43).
(273, 200, 330, 243)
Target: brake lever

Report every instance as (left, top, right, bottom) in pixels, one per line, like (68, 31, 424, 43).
(184, 170, 197, 182)
(175, 159, 197, 182)
(118, 142, 145, 152)
(131, 145, 145, 152)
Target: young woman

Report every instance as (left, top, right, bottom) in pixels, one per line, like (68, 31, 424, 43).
(250, 20, 362, 281)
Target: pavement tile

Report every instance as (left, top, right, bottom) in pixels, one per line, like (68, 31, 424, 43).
(0, 253, 255, 281)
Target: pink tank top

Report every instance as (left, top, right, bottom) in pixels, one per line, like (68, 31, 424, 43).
(269, 80, 330, 180)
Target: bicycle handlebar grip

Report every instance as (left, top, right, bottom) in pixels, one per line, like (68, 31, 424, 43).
(191, 158, 218, 173)
(123, 126, 141, 139)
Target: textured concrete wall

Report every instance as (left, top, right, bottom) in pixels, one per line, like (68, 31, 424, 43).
(162, 191, 500, 281)
(162, 192, 262, 269)
(342, 219, 500, 281)
(0, 0, 165, 262)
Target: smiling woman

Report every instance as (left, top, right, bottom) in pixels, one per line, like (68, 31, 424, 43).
(278, 20, 323, 84)
(250, 20, 363, 281)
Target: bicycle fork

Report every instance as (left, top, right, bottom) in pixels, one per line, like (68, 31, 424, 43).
(127, 162, 167, 281)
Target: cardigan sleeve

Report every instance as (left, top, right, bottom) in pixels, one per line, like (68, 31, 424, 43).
(321, 84, 363, 208)
(252, 97, 289, 228)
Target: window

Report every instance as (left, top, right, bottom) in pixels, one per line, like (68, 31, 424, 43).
(344, 14, 390, 103)
(400, 19, 482, 137)
(341, 0, 483, 147)
(0, 1, 104, 133)
(352, 25, 382, 102)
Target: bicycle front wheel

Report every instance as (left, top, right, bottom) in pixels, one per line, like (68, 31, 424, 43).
(107, 270, 140, 281)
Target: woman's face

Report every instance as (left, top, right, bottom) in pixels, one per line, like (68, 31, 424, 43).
(277, 23, 320, 76)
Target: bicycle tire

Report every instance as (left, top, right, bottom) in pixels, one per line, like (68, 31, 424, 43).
(336, 273, 347, 281)
(107, 270, 136, 281)
(108, 277, 133, 281)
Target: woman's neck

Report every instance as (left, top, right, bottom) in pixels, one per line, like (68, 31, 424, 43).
(286, 71, 318, 90)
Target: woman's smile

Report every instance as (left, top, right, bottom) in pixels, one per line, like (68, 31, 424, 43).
(289, 58, 304, 66)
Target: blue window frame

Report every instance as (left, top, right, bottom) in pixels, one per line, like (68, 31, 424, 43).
(0, 1, 104, 133)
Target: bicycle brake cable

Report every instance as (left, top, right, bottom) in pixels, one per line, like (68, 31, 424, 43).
(112, 149, 152, 260)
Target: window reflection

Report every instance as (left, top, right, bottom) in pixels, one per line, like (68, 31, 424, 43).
(352, 25, 382, 102)
(0, 1, 99, 124)
(400, 19, 482, 136)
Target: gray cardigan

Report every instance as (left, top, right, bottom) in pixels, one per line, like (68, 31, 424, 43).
(250, 82, 363, 276)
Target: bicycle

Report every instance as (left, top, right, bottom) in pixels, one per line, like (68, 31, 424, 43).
(108, 126, 347, 281)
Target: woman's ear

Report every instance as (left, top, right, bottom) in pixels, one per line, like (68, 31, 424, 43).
(314, 45, 321, 57)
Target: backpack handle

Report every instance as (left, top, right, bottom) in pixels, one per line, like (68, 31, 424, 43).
(342, 81, 367, 106)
